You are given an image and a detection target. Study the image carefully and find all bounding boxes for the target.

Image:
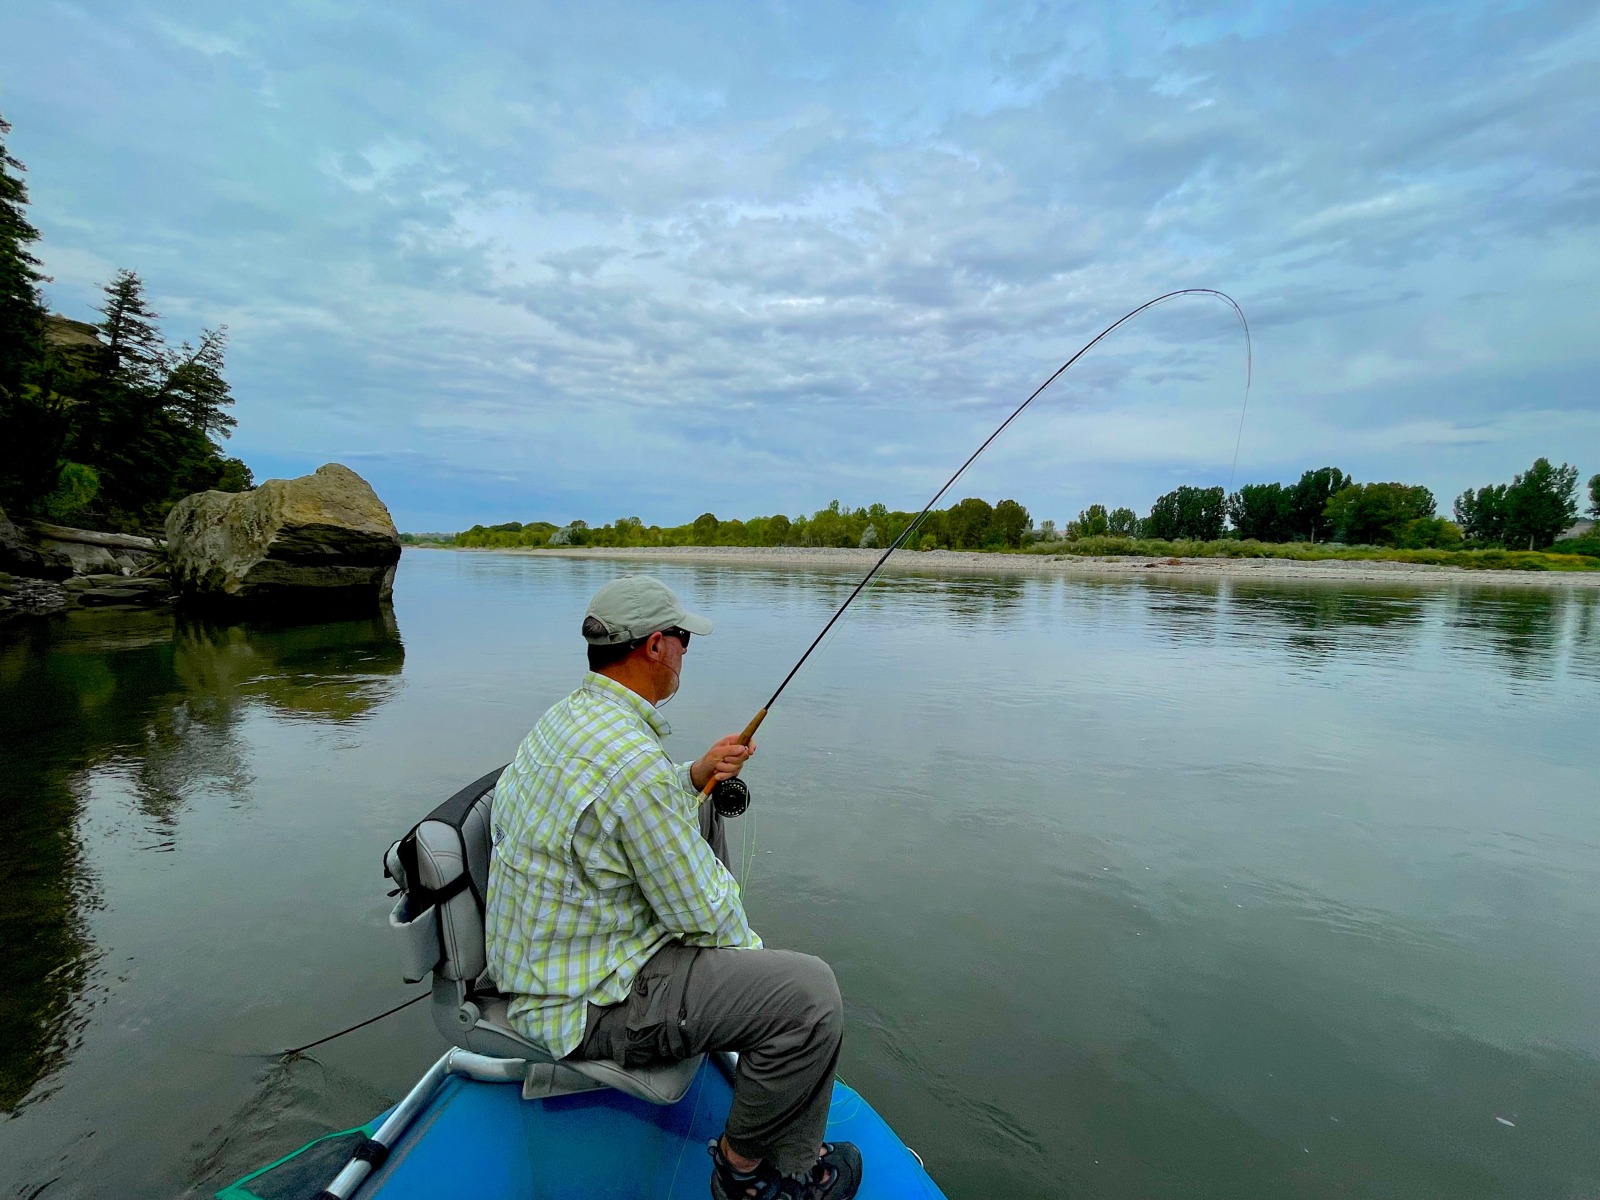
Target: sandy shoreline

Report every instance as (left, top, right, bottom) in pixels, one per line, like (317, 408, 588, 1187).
(423, 545, 1600, 589)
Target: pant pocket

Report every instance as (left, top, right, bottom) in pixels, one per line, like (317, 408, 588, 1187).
(624, 943, 698, 1063)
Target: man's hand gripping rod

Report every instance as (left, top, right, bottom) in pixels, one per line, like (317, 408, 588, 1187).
(699, 708, 769, 798)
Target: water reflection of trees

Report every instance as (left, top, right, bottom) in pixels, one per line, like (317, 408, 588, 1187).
(1444, 587, 1600, 681)
(0, 609, 404, 1113)
(717, 565, 1029, 632)
(1140, 581, 1227, 646)
(1134, 577, 1597, 678)
(1570, 591, 1600, 684)
(135, 611, 406, 823)
(870, 573, 1026, 628)
(1221, 582, 1429, 661)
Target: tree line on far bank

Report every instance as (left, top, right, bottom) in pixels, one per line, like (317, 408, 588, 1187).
(1118, 459, 1595, 551)
(447, 497, 1037, 552)
(436, 456, 1598, 557)
(0, 114, 249, 533)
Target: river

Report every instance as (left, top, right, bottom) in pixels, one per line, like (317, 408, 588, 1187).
(1, 549, 1597, 1198)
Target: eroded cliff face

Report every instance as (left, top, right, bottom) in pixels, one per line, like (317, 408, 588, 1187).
(164, 463, 400, 609)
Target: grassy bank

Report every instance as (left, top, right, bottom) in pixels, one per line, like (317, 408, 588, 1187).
(406, 531, 1600, 572)
(1019, 537, 1600, 571)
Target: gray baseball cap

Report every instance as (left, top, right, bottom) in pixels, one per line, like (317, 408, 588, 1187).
(582, 575, 714, 645)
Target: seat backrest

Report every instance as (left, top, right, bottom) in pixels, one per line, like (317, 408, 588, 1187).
(386, 765, 505, 985)
(384, 764, 708, 1103)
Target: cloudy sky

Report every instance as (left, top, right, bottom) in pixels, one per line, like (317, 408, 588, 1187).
(2, 1, 1595, 532)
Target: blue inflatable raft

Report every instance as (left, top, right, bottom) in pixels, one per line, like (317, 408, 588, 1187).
(217, 1047, 946, 1199)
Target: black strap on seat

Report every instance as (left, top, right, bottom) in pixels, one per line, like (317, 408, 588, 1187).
(384, 764, 508, 973)
(386, 764, 507, 903)
(395, 862, 474, 914)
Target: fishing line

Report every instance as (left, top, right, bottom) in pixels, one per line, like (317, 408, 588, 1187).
(274, 992, 428, 1058)
(1225, 332, 1254, 493)
(738, 799, 752, 892)
(738, 803, 757, 896)
(664, 1064, 713, 1200)
(701, 287, 1251, 788)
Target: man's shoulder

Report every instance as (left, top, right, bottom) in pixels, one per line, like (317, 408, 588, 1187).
(511, 683, 668, 785)
(547, 685, 656, 748)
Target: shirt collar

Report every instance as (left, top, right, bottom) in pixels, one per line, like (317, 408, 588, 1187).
(581, 671, 672, 739)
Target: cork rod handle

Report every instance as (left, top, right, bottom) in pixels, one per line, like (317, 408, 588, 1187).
(699, 707, 769, 796)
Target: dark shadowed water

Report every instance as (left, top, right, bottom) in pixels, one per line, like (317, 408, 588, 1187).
(2, 550, 1597, 1199)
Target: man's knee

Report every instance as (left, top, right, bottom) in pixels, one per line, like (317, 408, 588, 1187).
(785, 952, 843, 1040)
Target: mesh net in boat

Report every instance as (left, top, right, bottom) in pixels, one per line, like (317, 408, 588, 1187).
(214, 1120, 378, 1200)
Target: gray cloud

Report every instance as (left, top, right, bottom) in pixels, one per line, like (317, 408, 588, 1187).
(1, 0, 1593, 530)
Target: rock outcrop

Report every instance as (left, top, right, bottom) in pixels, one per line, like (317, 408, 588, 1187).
(0, 572, 70, 619)
(30, 522, 160, 569)
(62, 573, 174, 608)
(165, 463, 400, 609)
(0, 504, 71, 580)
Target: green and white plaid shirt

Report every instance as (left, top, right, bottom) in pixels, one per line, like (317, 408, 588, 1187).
(485, 671, 760, 1058)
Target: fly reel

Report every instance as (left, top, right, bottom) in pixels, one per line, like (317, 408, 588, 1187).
(710, 776, 750, 818)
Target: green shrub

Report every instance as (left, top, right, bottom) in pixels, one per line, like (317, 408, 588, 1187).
(1020, 536, 1597, 571)
(42, 462, 99, 522)
(1395, 517, 1464, 549)
(1553, 535, 1600, 559)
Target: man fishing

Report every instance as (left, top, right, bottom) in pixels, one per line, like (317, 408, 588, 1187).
(485, 575, 863, 1200)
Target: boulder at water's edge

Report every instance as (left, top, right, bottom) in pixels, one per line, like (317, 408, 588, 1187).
(165, 463, 400, 609)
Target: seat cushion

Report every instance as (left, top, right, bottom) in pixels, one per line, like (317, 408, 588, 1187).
(565, 1053, 702, 1106)
(472, 994, 702, 1106)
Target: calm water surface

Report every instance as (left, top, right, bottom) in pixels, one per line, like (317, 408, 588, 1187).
(2, 550, 1597, 1199)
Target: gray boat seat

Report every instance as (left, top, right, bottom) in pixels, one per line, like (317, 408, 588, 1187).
(386, 766, 702, 1107)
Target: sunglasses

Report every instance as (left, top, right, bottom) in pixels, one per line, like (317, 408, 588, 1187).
(632, 627, 691, 650)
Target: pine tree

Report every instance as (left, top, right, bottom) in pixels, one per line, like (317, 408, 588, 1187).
(69, 272, 248, 526)
(96, 268, 168, 390)
(161, 326, 236, 438)
(67, 270, 167, 519)
(0, 114, 46, 402)
(0, 113, 250, 525)
(0, 112, 60, 509)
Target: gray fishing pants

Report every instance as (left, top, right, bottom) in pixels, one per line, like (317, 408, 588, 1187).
(569, 797, 844, 1177)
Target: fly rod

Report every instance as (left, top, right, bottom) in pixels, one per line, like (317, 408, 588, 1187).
(702, 287, 1250, 795)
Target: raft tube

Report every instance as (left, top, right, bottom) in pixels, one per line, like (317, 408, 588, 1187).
(218, 1049, 947, 1199)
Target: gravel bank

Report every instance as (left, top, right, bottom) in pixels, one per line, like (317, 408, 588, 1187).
(443, 545, 1600, 589)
